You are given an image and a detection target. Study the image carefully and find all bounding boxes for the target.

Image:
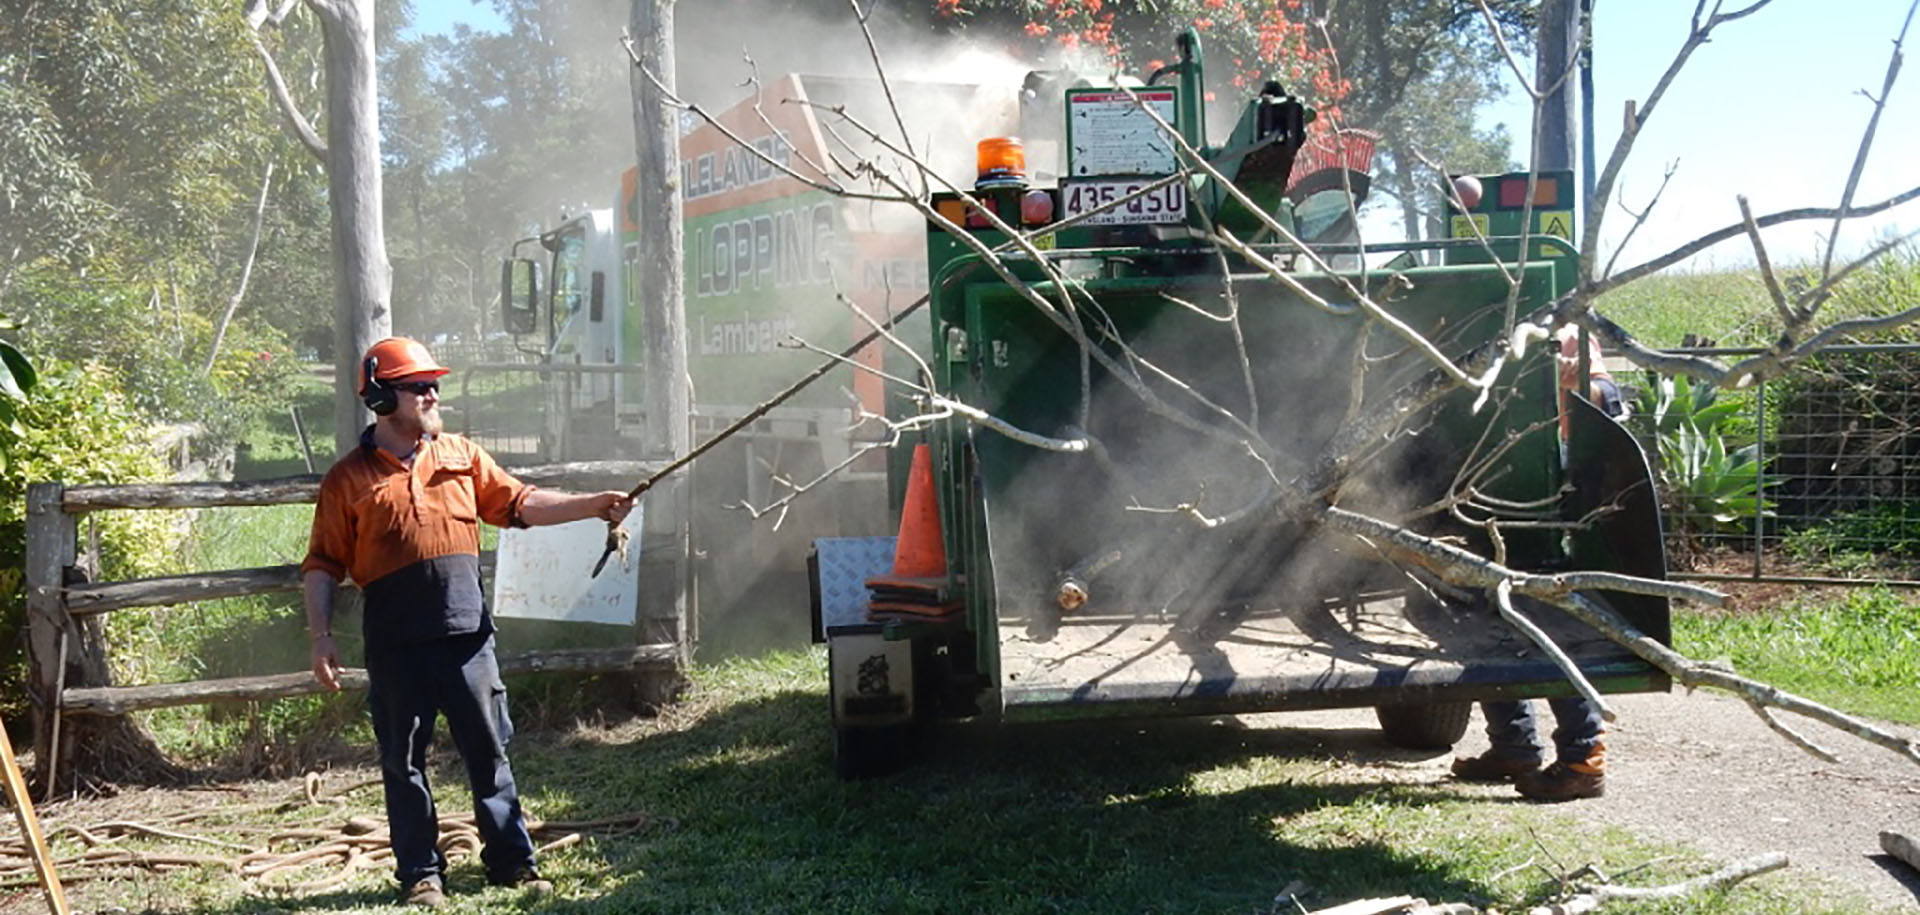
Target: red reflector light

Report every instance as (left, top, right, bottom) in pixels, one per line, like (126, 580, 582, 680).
(1498, 175, 1558, 208)
(964, 196, 998, 229)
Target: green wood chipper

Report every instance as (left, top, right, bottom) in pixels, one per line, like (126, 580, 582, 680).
(809, 30, 1668, 778)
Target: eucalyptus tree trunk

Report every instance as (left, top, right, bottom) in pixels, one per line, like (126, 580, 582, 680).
(630, 0, 687, 461)
(1534, 0, 1580, 174)
(629, 0, 692, 679)
(308, 0, 391, 455)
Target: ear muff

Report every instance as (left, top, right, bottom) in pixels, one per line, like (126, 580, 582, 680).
(362, 356, 398, 416)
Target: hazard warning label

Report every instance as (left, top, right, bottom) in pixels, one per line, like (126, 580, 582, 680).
(1536, 210, 1575, 240)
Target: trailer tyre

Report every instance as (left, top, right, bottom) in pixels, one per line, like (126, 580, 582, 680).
(1374, 701, 1473, 751)
(833, 724, 913, 780)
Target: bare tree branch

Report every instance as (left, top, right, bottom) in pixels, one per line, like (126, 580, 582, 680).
(1577, 852, 1788, 903)
(1580, 0, 1777, 278)
(1596, 185, 1920, 294)
(1737, 195, 1797, 327)
(202, 159, 274, 377)
(247, 29, 326, 164)
(1598, 162, 1677, 281)
(1495, 580, 1614, 721)
(1818, 0, 1917, 279)
(843, 0, 921, 197)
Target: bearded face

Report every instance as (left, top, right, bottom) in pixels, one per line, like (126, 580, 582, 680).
(389, 373, 445, 438)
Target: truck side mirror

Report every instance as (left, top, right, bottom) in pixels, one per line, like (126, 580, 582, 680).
(500, 257, 539, 336)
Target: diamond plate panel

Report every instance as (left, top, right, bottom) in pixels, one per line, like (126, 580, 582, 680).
(813, 536, 898, 630)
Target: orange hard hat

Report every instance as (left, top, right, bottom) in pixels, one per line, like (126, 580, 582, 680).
(359, 337, 449, 394)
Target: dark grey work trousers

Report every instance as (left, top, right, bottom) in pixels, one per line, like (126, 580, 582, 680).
(365, 631, 537, 886)
(1481, 695, 1604, 764)
(1481, 375, 1621, 765)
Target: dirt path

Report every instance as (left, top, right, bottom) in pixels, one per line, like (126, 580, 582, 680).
(1361, 690, 1920, 910)
(1551, 692, 1920, 910)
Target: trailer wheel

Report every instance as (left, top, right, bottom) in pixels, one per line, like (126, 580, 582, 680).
(1374, 701, 1473, 750)
(833, 724, 912, 780)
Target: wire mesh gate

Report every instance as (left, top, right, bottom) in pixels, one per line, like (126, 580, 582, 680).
(1618, 343, 1920, 587)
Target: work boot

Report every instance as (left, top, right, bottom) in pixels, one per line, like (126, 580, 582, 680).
(491, 866, 554, 897)
(401, 875, 447, 908)
(1449, 749, 1543, 782)
(1515, 760, 1606, 801)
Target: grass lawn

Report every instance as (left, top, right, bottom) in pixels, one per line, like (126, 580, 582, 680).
(1675, 588, 1920, 726)
(57, 649, 1900, 915)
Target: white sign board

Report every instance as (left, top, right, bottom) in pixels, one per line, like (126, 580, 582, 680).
(1066, 88, 1179, 177)
(491, 506, 643, 625)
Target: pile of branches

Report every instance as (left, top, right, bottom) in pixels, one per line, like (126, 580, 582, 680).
(1283, 852, 1788, 914)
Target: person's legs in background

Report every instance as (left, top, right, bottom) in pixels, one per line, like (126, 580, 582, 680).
(1451, 700, 1547, 780)
(1515, 695, 1606, 800)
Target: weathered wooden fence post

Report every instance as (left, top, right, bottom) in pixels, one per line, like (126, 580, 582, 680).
(16, 464, 685, 787)
(23, 483, 74, 788)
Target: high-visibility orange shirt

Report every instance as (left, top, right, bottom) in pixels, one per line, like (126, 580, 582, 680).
(1557, 325, 1615, 438)
(302, 430, 534, 588)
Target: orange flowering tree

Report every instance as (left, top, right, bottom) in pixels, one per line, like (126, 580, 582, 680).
(931, 1, 1532, 240)
(936, 0, 1351, 124)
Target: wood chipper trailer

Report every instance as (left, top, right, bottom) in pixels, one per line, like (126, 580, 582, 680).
(809, 31, 1669, 778)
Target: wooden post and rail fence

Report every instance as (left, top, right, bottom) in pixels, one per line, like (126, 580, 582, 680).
(22, 461, 688, 789)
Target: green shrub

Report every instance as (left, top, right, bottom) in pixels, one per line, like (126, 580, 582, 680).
(1636, 373, 1771, 539)
(0, 360, 179, 722)
(199, 321, 304, 452)
(1778, 502, 1920, 575)
(11, 270, 302, 458)
(1595, 269, 1774, 348)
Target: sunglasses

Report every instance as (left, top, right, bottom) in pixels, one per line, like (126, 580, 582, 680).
(392, 380, 440, 396)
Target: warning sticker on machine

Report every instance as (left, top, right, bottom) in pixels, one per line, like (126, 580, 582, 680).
(1067, 88, 1179, 177)
(1536, 210, 1575, 240)
(1448, 214, 1490, 239)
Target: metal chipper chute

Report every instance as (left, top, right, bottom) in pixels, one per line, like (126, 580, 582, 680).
(923, 30, 1668, 741)
(955, 265, 1667, 732)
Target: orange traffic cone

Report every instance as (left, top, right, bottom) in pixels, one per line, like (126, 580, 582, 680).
(866, 443, 960, 620)
(890, 443, 945, 578)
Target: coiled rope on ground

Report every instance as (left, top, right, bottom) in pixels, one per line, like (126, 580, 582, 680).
(0, 772, 669, 897)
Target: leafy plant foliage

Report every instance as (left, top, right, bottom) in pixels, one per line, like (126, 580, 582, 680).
(0, 360, 178, 723)
(1637, 373, 1770, 540)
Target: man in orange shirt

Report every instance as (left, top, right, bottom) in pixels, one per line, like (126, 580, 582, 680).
(302, 337, 633, 907)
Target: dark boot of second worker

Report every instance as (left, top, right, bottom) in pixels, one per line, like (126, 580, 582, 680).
(1516, 745, 1606, 801)
(1450, 748, 1543, 781)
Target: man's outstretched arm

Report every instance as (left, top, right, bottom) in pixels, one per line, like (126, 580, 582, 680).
(518, 489, 635, 527)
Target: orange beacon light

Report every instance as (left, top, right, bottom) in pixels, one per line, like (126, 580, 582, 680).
(975, 137, 1028, 190)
